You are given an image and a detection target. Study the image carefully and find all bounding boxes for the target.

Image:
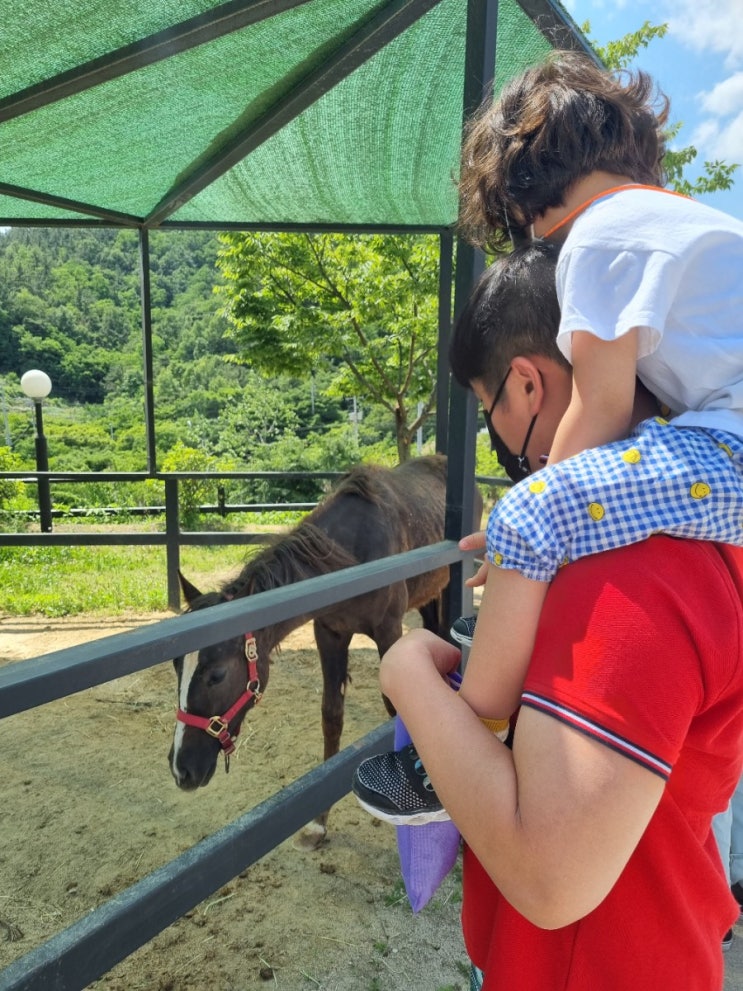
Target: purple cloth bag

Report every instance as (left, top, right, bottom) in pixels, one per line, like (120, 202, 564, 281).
(393, 672, 462, 913)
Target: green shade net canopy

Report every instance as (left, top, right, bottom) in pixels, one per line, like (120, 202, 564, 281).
(0, 0, 591, 230)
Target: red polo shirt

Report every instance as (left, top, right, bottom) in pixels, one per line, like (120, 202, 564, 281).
(462, 537, 743, 991)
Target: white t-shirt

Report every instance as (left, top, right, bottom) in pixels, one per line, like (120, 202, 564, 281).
(555, 186, 743, 438)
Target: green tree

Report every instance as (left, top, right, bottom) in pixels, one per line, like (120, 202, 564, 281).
(0, 446, 33, 531)
(217, 232, 440, 462)
(155, 441, 235, 529)
(585, 19, 738, 197)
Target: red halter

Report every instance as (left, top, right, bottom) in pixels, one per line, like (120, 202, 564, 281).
(176, 633, 262, 758)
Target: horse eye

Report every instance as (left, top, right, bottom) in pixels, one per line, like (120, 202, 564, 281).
(206, 668, 226, 687)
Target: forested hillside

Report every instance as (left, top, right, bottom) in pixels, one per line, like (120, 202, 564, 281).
(0, 227, 502, 521)
(0, 227, 381, 493)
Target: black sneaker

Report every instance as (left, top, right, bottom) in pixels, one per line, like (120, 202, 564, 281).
(450, 615, 477, 647)
(723, 928, 734, 952)
(352, 743, 451, 826)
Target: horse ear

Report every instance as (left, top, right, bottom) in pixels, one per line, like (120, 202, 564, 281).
(178, 571, 203, 605)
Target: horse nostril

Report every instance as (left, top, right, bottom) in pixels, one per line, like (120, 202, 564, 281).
(173, 764, 199, 790)
(169, 750, 192, 789)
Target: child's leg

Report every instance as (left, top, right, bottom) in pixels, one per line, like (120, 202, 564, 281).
(459, 564, 548, 720)
(458, 419, 743, 726)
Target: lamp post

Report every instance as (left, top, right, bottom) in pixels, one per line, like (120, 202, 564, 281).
(20, 369, 53, 533)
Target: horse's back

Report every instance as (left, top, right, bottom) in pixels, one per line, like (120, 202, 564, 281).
(312, 455, 447, 562)
(393, 457, 449, 610)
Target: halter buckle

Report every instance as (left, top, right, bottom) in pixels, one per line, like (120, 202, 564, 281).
(206, 716, 229, 738)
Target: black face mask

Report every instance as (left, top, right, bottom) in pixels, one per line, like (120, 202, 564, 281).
(483, 367, 537, 483)
(485, 413, 537, 482)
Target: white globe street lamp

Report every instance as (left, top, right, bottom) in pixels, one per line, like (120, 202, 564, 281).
(20, 369, 53, 532)
(20, 369, 52, 401)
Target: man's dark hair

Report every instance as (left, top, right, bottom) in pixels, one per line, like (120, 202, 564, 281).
(449, 241, 568, 393)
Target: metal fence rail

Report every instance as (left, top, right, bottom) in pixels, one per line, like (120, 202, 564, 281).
(0, 470, 346, 609)
(0, 540, 464, 990)
(0, 540, 461, 716)
(0, 469, 508, 610)
(0, 723, 395, 991)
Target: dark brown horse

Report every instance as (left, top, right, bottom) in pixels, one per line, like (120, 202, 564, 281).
(169, 454, 480, 846)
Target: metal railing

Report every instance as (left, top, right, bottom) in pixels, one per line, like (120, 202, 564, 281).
(0, 469, 510, 610)
(0, 470, 344, 610)
(0, 466, 504, 988)
(0, 539, 467, 990)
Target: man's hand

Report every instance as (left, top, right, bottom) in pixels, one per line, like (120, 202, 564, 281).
(460, 530, 488, 587)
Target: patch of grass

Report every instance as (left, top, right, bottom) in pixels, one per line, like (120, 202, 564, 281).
(455, 960, 471, 978)
(0, 542, 252, 616)
(383, 876, 408, 907)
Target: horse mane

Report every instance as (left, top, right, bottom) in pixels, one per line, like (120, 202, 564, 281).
(187, 456, 448, 611)
(221, 522, 358, 599)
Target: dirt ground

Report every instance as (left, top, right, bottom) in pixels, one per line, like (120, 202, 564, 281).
(0, 612, 468, 991)
(3, 614, 743, 991)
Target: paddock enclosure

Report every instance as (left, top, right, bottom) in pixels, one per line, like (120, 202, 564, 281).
(0, 613, 469, 990)
(0, 2, 595, 988)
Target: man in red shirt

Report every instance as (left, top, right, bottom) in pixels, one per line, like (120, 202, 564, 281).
(376, 243, 743, 990)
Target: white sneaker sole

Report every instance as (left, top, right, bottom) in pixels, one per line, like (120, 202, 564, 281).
(450, 630, 473, 647)
(353, 793, 452, 826)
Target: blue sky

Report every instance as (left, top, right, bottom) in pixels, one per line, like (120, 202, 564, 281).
(561, 0, 743, 220)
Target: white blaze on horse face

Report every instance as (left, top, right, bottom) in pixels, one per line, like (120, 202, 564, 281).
(172, 651, 200, 773)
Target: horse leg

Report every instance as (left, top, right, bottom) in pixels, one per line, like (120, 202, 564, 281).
(370, 608, 407, 717)
(294, 620, 352, 851)
(418, 593, 443, 636)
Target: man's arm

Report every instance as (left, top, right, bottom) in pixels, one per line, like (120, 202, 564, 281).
(380, 629, 664, 929)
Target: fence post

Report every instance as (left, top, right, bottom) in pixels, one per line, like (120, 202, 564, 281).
(165, 477, 181, 612)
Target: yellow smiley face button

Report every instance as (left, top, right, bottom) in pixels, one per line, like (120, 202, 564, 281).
(622, 448, 642, 464)
(529, 480, 546, 494)
(690, 481, 711, 500)
(588, 502, 605, 521)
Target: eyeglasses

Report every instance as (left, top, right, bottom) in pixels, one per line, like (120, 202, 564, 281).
(484, 367, 512, 450)
(482, 366, 537, 483)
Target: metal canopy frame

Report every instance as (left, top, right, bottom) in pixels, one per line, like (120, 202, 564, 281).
(0, 0, 591, 230)
(0, 0, 590, 468)
(0, 0, 593, 544)
(0, 4, 598, 986)
(0, 0, 593, 493)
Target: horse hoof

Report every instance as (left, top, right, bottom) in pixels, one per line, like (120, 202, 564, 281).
(293, 821, 327, 851)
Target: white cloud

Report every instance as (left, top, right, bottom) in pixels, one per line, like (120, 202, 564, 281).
(699, 72, 743, 116)
(690, 111, 743, 163)
(666, 0, 743, 68)
(691, 72, 743, 162)
(561, 0, 743, 200)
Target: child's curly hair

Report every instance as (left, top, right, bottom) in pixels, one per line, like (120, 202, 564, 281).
(458, 51, 670, 252)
